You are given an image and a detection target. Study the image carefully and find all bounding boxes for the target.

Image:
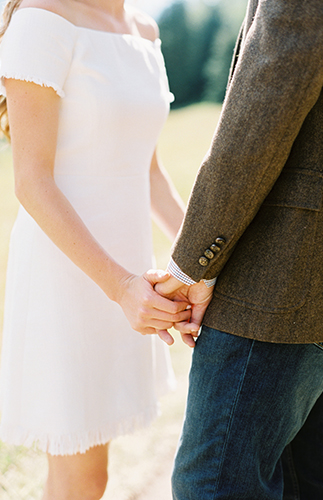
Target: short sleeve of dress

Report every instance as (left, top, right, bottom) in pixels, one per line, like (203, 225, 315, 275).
(154, 39, 175, 104)
(0, 8, 77, 98)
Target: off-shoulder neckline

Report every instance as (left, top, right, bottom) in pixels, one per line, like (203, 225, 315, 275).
(14, 7, 160, 45)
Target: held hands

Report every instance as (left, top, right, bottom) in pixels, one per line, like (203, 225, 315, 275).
(155, 276, 214, 347)
(117, 269, 213, 347)
(117, 269, 192, 343)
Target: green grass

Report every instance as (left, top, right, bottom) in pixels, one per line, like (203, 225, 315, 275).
(153, 102, 221, 268)
(0, 102, 222, 499)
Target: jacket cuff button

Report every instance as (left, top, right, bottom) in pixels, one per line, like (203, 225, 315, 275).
(204, 249, 214, 259)
(199, 256, 209, 267)
(215, 237, 226, 247)
(210, 243, 221, 253)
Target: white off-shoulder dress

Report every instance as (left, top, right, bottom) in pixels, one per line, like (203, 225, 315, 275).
(0, 7, 175, 456)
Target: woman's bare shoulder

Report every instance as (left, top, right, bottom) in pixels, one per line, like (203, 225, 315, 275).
(17, 0, 70, 19)
(128, 5, 159, 41)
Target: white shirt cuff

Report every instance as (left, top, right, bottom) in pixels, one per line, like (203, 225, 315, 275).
(167, 258, 216, 288)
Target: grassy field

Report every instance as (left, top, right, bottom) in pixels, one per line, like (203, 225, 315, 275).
(0, 102, 222, 499)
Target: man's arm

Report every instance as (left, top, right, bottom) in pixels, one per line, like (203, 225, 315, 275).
(171, 0, 323, 283)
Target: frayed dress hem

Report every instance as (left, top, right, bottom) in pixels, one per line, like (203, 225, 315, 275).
(0, 404, 160, 456)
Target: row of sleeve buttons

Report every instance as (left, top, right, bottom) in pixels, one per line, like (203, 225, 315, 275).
(199, 237, 226, 267)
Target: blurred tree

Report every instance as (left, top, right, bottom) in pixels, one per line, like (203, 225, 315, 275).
(158, 0, 247, 107)
(204, 0, 248, 102)
(159, 1, 220, 106)
(185, 2, 221, 103)
(203, 21, 237, 103)
(158, 2, 191, 106)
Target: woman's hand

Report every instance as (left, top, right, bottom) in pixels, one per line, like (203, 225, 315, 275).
(117, 270, 191, 345)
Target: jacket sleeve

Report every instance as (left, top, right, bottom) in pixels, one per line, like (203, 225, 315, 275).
(171, 0, 323, 282)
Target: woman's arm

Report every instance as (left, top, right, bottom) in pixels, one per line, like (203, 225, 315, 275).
(150, 149, 185, 241)
(6, 78, 190, 338)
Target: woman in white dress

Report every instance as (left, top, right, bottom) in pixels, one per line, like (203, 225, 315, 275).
(0, 0, 189, 497)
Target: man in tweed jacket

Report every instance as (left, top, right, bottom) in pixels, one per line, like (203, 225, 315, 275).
(156, 0, 323, 498)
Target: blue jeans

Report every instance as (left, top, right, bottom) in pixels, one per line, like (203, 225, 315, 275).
(172, 327, 323, 500)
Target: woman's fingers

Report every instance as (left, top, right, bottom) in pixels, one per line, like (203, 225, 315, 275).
(157, 330, 175, 345)
(145, 292, 190, 316)
(123, 273, 215, 343)
(119, 271, 191, 336)
(133, 306, 191, 333)
(140, 304, 191, 324)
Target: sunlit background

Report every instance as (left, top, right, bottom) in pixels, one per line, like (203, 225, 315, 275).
(0, 0, 247, 498)
(138, 0, 247, 107)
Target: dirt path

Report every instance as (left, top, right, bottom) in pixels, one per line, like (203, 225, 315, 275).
(136, 453, 173, 500)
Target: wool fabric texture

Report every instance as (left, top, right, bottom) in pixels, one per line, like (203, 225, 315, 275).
(172, 0, 323, 343)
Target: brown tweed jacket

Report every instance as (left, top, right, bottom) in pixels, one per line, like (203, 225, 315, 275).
(171, 0, 323, 343)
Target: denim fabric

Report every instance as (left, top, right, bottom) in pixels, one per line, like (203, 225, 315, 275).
(172, 327, 323, 500)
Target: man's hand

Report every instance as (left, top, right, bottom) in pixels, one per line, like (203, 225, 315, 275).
(155, 276, 214, 347)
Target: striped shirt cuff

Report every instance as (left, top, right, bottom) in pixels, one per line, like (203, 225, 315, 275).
(167, 258, 216, 288)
